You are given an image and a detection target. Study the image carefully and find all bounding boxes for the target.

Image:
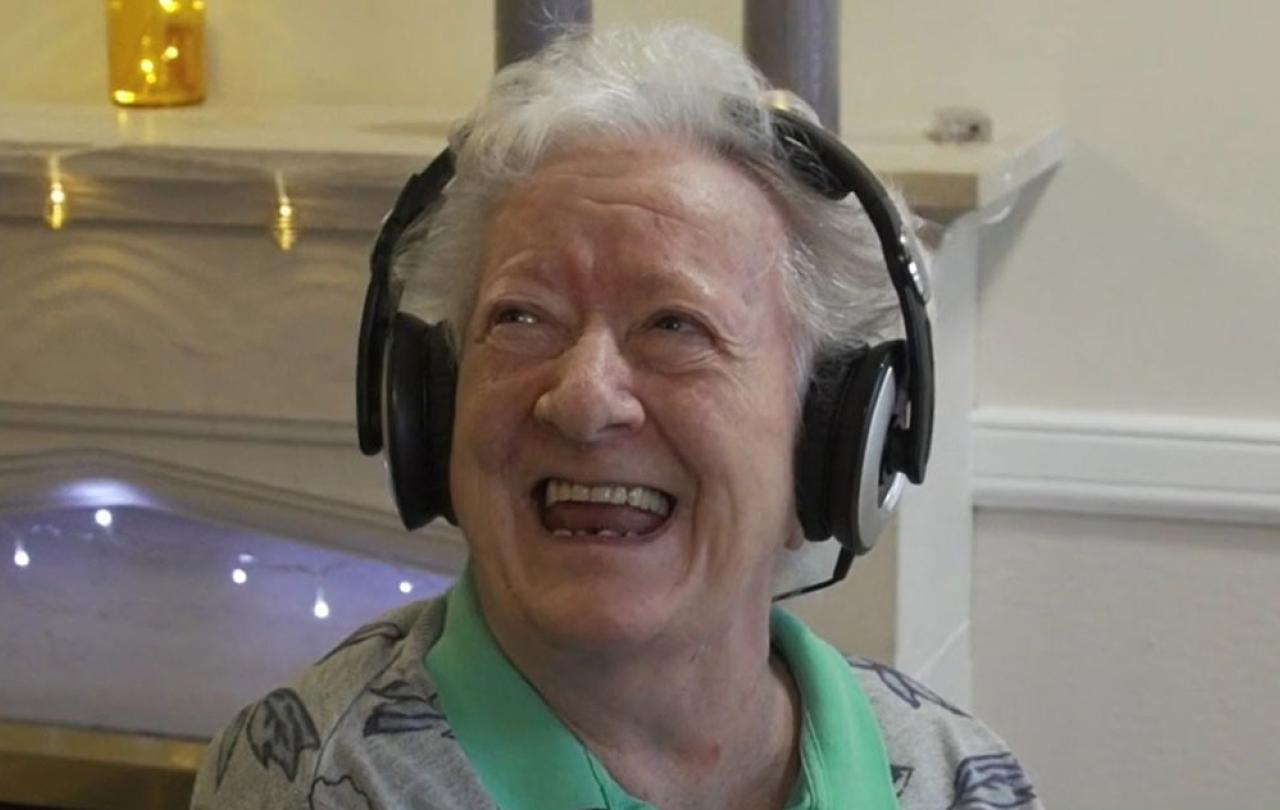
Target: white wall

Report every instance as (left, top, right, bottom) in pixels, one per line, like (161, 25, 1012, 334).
(973, 510, 1280, 808)
(857, 2, 1280, 807)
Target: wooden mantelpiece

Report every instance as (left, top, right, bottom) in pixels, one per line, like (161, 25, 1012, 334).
(0, 100, 1064, 714)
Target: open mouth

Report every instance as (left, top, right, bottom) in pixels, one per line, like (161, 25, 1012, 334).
(533, 478, 675, 539)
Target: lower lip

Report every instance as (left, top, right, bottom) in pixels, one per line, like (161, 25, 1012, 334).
(546, 526, 667, 546)
(531, 499, 676, 545)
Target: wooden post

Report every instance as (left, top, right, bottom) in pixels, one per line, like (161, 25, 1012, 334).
(743, 0, 840, 129)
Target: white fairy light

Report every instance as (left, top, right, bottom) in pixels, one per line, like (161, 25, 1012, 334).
(398, 579, 413, 595)
(94, 508, 114, 528)
(13, 540, 30, 568)
(313, 586, 330, 619)
(231, 567, 248, 585)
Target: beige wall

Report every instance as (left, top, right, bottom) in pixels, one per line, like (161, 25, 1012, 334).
(10, 0, 1274, 416)
(973, 510, 1280, 808)
(0, 1, 738, 111)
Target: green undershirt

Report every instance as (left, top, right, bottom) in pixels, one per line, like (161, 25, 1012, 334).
(424, 571, 898, 810)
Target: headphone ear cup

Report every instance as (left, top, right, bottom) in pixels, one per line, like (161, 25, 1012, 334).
(795, 342, 907, 555)
(826, 341, 908, 554)
(385, 314, 457, 529)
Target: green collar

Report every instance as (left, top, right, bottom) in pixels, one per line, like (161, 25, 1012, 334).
(424, 571, 898, 810)
(769, 608, 899, 809)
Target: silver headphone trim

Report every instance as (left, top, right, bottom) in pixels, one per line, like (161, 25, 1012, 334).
(901, 232, 932, 303)
(854, 366, 905, 552)
(379, 333, 396, 482)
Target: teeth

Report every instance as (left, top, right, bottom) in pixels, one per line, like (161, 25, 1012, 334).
(544, 478, 671, 516)
(550, 529, 643, 539)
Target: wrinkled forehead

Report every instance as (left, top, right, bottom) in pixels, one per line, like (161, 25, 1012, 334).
(480, 140, 791, 288)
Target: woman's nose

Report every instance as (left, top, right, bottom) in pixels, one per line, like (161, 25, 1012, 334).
(533, 328, 645, 443)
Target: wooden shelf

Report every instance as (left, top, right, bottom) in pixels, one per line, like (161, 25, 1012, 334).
(0, 101, 1064, 233)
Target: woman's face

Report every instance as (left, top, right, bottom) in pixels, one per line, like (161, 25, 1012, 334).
(450, 140, 801, 652)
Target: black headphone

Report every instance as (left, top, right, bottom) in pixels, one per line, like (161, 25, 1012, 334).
(356, 108, 934, 592)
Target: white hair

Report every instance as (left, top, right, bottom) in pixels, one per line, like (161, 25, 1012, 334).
(397, 24, 918, 392)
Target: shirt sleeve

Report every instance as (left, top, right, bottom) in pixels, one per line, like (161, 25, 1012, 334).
(188, 697, 313, 810)
(847, 657, 1045, 810)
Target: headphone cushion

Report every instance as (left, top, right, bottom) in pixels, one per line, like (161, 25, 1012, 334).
(385, 314, 456, 529)
(795, 349, 863, 541)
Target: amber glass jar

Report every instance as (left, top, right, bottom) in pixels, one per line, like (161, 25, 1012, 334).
(106, 0, 206, 107)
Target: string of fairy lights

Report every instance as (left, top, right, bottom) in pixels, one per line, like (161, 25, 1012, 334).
(37, 153, 300, 252)
(4, 507, 425, 620)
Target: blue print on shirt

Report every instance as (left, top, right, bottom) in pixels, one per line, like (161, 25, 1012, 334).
(949, 752, 1036, 809)
(846, 657, 968, 717)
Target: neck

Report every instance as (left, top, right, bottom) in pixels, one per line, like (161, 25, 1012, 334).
(480, 591, 802, 810)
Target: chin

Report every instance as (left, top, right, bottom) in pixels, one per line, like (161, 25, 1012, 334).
(463, 496, 704, 652)
(500, 562, 687, 653)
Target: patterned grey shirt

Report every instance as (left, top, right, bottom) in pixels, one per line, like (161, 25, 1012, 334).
(191, 598, 1042, 810)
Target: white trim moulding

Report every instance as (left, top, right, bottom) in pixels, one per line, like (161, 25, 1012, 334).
(972, 408, 1280, 528)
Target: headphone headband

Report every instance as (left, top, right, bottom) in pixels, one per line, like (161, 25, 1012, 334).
(770, 109, 934, 482)
(355, 103, 935, 591)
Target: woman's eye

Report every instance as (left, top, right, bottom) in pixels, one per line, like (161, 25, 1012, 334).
(484, 305, 562, 357)
(493, 307, 539, 326)
(652, 313, 701, 334)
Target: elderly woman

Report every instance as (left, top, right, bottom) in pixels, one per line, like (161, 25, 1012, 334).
(193, 26, 1039, 810)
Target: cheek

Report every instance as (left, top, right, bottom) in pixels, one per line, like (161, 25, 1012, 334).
(451, 354, 532, 493)
(658, 370, 798, 518)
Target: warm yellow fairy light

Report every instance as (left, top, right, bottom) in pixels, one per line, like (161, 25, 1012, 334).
(159, 0, 180, 13)
(113, 89, 137, 104)
(46, 184, 67, 230)
(273, 171, 298, 251)
(139, 58, 156, 73)
(163, 45, 179, 60)
(44, 157, 67, 231)
(274, 204, 297, 250)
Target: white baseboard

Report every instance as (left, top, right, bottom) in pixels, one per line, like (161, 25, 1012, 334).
(972, 408, 1280, 527)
